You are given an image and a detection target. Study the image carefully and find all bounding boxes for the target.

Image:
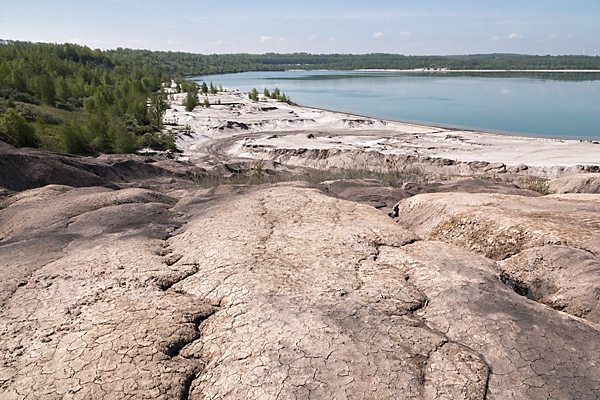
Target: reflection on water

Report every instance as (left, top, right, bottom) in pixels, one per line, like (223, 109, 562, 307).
(192, 71, 600, 139)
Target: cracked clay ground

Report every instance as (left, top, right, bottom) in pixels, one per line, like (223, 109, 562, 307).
(1, 182, 600, 399)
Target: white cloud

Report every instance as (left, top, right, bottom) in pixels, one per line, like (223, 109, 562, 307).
(492, 36, 501, 41)
(549, 34, 559, 39)
(508, 33, 521, 39)
(309, 35, 316, 40)
(167, 40, 179, 45)
(400, 31, 412, 37)
(260, 36, 285, 43)
(330, 37, 334, 41)
(69, 37, 82, 44)
(373, 32, 385, 38)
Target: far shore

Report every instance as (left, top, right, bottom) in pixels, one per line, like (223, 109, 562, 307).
(185, 68, 600, 80)
(355, 69, 600, 73)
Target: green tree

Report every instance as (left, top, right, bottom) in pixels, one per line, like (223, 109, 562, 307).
(149, 90, 170, 125)
(263, 88, 270, 97)
(201, 81, 208, 95)
(60, 119, 89, 154)
(210, 81, 217, 94)
(249, 87, 259, 101)
(203, 98, 210, 108)
(85, 114, 110, 153)
(109, 123, 137, 154)
(35, 75, 56, 106)
(184, 90, 199, 112)
(0, 108, 37, 147)
(83, 96, 95, 113)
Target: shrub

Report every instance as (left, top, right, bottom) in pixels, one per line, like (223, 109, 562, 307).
(0, 108, 37, 147)
(253, 159, 265, 181)
(184, 91, 199, 112)
(60, 119, 89, 154)
(109, 123, 137, 154)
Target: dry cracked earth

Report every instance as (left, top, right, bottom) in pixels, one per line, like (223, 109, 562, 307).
(1, 142, 600, 399)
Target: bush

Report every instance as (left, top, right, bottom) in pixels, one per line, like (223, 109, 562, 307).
(60, 119, 89, 154)
(137, 132, 178, 151)
(184, 91, 199, 112)
(249, 88, 259, 101)
(0, 108, 37, 147)
(15, 103, 62, 124)
(109, 123, 137, 154)
(0, 88, 41, 105)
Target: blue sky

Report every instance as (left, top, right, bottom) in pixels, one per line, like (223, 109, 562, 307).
(1, 0, 599, 55)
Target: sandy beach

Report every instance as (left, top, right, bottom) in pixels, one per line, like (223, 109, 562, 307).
(165, 86, 600, 179)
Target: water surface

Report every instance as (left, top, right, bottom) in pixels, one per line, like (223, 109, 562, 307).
(191, 71, 600, 140)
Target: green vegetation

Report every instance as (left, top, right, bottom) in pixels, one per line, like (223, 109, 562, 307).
(0, 107, 36, 147)
(268, 87, 291, 103)
(249, 88, 259, 101)
(248, 87, 291, 103)
(519, 177, 550, 195)
(0, 40, 176, 153)
(2, 38, 599, 155)
(183, 90, 199, 112)
(253, 159, 265, 181)
(191, 160, 429, 189)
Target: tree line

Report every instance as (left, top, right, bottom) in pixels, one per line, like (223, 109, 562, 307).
(2, 39, 600, 155)
(0, 40, 177, 154)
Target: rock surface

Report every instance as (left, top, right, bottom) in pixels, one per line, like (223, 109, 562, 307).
(2, 140, 600, 399)
(392, 192, 600, 325)
(2, 179, 600, 399)
(548, 173, 600, 194)
(0, 141, 204, 193)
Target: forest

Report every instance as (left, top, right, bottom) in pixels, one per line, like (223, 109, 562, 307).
(1, 39, 599, 154)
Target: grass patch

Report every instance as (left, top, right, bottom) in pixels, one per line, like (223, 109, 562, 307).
(519, 177, 550, 195)
(189, 160, 429, 189)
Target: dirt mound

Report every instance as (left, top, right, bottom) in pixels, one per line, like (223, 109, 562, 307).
(401, 178, 542, 197)
(549, 173, 600, 194)
(320, 179, 411, 214)
(320, 179, 539, 217)
(392, 191, 600, 325)
(499, 245, 600, 323)
(0, 141, 201, 192)
(0, 142, 117, 191)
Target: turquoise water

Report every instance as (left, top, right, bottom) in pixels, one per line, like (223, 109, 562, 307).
(191, 71, 600, 140)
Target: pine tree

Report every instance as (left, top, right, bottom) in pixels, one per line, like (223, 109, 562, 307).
(184, 90, 199, 112)
(249, 88, 259, 101)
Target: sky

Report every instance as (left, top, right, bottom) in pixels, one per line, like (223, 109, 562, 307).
(1, 0, 599, 55)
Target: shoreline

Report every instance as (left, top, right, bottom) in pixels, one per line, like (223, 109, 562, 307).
(287, 101, 598, 142)
(164, 86, 600, 176)
(188, 70, 600, 142)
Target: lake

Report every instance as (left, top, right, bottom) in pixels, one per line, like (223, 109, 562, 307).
(191, 71, 600, 140)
